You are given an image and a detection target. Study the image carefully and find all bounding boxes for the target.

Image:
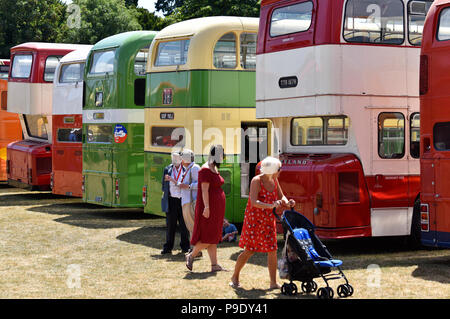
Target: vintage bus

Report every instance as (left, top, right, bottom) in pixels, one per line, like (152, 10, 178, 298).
(7, 42, 86, 190)
(419, 0, 450, 248)
(83, 31, 157, 207)
(143, 17, 272, 223)
(0, 60, 22, 182)
(51, 46, 92, 197)
(257, 0, 433, 242)
(0, 59, 10, 79)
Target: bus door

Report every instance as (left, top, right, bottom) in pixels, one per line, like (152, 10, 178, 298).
(240, 122, 269, 197)
(371, 110, 410, 236)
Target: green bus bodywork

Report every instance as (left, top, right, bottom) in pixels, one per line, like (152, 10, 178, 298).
(83, 31, 157, 208)
(144, 70, 269, 223)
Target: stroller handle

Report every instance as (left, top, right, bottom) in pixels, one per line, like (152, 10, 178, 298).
(272, 205, 295, 222)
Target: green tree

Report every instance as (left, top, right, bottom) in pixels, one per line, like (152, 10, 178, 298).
(66, 0, 142, 44)
(125, 0, 138, 6)
(0, 0, 68, 58)
(135, 7, 169, 31)
(155, 0, 185, 16)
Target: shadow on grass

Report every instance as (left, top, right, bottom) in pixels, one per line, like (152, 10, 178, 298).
(0, 191, 70, 206)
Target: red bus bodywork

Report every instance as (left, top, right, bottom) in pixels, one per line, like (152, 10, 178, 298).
(51, 115, 83, 197)
(420, 0, 450, 248)
(258, 0, 429, 240)
(7, 43, 83, 190)
(0, 76, 22, 182)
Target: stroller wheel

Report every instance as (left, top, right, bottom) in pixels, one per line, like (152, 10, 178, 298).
(345, 284, 354, 296)
(301, 281, 316, 293)
(326, 287, 334, 299)
(317, 287, 330, 299)
(337, 284, 349, 298)
(289, 283, 298, 296)
(281, 283, 288, 295)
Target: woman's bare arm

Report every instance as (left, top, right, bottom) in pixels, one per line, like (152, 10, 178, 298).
(201, 182, 210, 218)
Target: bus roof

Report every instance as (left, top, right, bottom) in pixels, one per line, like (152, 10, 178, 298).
(148, 16, 259, 72)
(91, 31, 157, 52)
(11, 42, 88, 53)
(60, 46, 93, 64)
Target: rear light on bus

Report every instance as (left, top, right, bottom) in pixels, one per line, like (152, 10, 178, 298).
(115, 179, 120, 199)
(6, 160, 10, 174)
(81, 175, 85, 193)
(420, 203, 430, 232)
(142, 185, 147, 205)
(50, 172, 53, 190)
(420, 54, 429, 95)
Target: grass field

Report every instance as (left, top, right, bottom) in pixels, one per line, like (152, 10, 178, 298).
(0, 185, 449, 299)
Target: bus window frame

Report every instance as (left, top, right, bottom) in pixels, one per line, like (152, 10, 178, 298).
(240, 32, 257, 70)
(58, 62, 85, 84)
(410, 112, 420, 159)
(290, 116, 349, 146)
(268, 0, 314, 39)
(10, 53, 34, 80)
(134, 44, 150, 76)
(433, 122, 450, 151)
(213, 32, 238, 70)
(43, 55, 62, 83)
(23, 114, 48, 140)
(342, 0, 406, 46)
(436, 6, 450, 42)
(151, 126, 186, 148)
(88, 49, 117, 76)
(56, 128, 82, 144)
(407, 0, 433, 46)
(154, 39, 191, 67)
(86, 124, 113, 144)
(378, 112, 405, 159)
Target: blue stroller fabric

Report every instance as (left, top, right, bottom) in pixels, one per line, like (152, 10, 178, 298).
(293, 228, 343, 268)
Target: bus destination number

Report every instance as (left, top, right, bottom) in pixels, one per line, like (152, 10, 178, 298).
(163, 88, 173, 105)
(160, 112, 174, 120)
(279, 76, 298, 89)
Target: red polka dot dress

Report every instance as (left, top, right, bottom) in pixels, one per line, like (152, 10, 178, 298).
(239, 178, 279, 252)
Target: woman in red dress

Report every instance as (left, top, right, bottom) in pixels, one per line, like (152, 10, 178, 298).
(230, 157, 295, 289)
(186, 145, 226, 272)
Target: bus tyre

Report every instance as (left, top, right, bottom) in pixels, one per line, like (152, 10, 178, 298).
(409, 199, 422, 249)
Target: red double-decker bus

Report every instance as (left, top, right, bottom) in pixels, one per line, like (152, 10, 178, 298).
(7, 43, 86, 190)
(257, 0, 433, 243)
(420, 0, 450, 248)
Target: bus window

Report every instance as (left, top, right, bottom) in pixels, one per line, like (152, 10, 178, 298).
(291, 116, 349, 146)
(270, 1, 313, 37)
(151, 126, 186, 147)
(87, 124, 113, 144)
(433, 122, 450, 151)
(23, 115, 48, 140)
(134, 46, 149, 76)
(89, 50, 115, 75)
(240, 33, 257, 70)
(57, 128, 82, 143)
(378, 112, 405, 159)
(155, 39, 190, 67)
(408, 1, 432, 46)
(44, 56, 61, 82)
(11, 54, 32, 79)
(0, 65, 9, 79)
(437, 7, 450, 41)
(59, 63, 84, 83)
(410, 112, 420, 158)
(343, 0, 404, 45)
(214, 33, 237, 69)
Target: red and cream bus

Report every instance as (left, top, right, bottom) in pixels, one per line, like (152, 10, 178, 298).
(420, 0, 450, 248)
(51, 46, 92, 197)
(0, 59, 10, 79)
(257, 0, 433, 243)
(7, 43, 87, 190)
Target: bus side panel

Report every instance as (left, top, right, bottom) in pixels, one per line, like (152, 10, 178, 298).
(144, 151, 170, 216)
(0, 111, 22, 181)
(83, 142, 114, 206)
(112, 123, 144, 208)
(435, 159, 450, 247)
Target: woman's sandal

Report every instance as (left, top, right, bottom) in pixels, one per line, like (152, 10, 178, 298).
(229, 281, 241, 289)
(185, 253, 194, 271)
(211, 264, 227, 272)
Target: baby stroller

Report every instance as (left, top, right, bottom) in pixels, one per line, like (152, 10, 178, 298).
(275, 208, 353, 299)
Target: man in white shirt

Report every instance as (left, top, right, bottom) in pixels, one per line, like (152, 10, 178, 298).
(161, 151, 190, 254)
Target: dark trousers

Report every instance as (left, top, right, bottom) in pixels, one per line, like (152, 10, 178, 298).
(163, 196, 190, 252)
